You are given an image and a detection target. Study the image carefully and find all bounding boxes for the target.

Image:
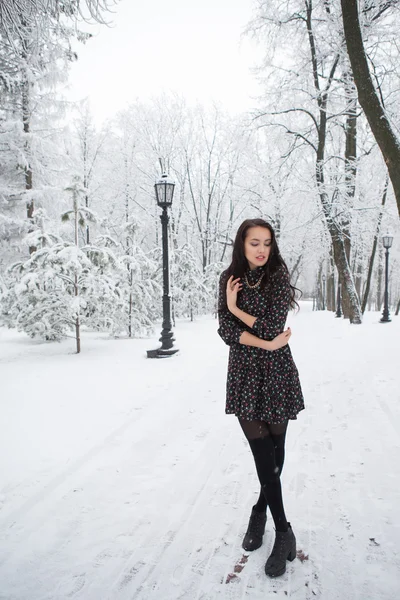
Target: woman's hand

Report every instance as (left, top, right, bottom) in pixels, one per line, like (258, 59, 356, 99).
(269, 328, 291, 351)
(226, 275, 243, 312)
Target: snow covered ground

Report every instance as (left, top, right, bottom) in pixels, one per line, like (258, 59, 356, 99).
(0, 302, 399, 600)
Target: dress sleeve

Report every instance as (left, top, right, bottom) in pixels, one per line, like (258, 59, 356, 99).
(217, 272, 246, 346)
(251, 267, 291, 340)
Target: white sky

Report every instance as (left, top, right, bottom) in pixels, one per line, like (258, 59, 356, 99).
(64, 0, 264, 125)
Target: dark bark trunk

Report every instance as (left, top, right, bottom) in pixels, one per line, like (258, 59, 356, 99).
(361, 176, 389, 313)
(342, 69, 358, 319)
(341, 0, 400, 218)
(327, 272, 335, 312)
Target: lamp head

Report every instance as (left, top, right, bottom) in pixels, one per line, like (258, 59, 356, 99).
(382, 234, 393, 249)
(155, 173, 175, 208)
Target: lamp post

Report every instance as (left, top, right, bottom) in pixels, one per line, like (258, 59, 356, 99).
(380, 234, 393, 323)
(322, 274, 326, 310)
(147, 172, 179, 358)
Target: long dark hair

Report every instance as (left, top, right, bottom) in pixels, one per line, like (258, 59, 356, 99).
(221, 218, 300, 310)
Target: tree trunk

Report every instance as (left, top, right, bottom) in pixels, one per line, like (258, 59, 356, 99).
(316, 129, 361, 322)
(376, 244, 383, 311)
(361, 176, 389, 313)
(341, 68, 358, 319)
(84, 135, 90, 245)
(327, 272, 335, 312)
(75, 272, 81, 354)
(355, 260, 363, 299)
(124, 169, 133, 338)
(341, 0, 400, 218)
(316, 263, 323, 310)
(326, 247, 335, 312)
(305, 3, 361, 323)
(22, 68, 36, 255)
(73, 192, 81, 354)
(128, 291, 132, 337)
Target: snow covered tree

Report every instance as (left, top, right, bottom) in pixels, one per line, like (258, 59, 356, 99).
(171, 243, 209, 321)
(1, 190, 124, 346)
(115, 243, 161, 336)
(341, 0, 400, 219)
(247, 0, 367, 322)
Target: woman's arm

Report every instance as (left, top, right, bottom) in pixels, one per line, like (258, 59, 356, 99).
(218, 271, 291, 350)
(229, 267, 291, 341)
(239, 329, 291, 351)
(230, 307, 257, 329)
(217, 272, 247, 346)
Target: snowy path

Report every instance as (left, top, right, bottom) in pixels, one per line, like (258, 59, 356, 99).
(0, 304, 399, 599)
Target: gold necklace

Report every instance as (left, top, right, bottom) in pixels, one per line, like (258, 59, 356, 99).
(244, 271, 265, 289)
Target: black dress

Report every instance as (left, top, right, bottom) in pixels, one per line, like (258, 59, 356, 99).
(217, 265, 305, 424)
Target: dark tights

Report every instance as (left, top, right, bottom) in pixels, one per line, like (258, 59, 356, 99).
(239, 419, 289, 532)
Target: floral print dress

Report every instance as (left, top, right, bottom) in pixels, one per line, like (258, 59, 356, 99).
(217, 265, 305, 424)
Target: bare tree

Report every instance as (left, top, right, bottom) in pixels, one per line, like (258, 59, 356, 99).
(74, 101, 108, 244)
(250, 0, 362, 322)
(361, 175, 389, 313)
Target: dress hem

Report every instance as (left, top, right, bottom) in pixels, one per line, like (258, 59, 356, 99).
(225, 406, 305, 424)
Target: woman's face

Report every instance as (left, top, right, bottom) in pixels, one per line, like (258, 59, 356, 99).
(244, 226, 273, 270)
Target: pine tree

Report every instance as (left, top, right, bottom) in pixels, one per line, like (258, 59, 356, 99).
(171, 243, 209, 321)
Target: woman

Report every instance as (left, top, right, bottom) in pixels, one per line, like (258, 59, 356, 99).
(217, 218, 305, 578)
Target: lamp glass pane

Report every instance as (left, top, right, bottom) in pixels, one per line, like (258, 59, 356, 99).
(382, 235, 393, 249)
(165, 183, 174, 205)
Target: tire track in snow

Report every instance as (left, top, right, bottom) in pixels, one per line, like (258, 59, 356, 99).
(0, 381, 212, 597)
(0, 402, 155, 533)
(106, 428, 240, 599)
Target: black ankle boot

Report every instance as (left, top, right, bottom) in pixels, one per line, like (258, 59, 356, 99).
(242, 507, 267, 551)
(264, 522, 296, 577)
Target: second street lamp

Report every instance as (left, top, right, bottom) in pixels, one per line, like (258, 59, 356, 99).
(147, 172, 179, 358)
(380, 234, 393, 323)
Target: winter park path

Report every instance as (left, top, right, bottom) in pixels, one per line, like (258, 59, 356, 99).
(0, 303, 399, 600)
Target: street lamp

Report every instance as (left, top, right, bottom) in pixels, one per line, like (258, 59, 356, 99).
(147, 171, 179, 358)
(322, 274, 326, 310)
(380, 234, 393, 323)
